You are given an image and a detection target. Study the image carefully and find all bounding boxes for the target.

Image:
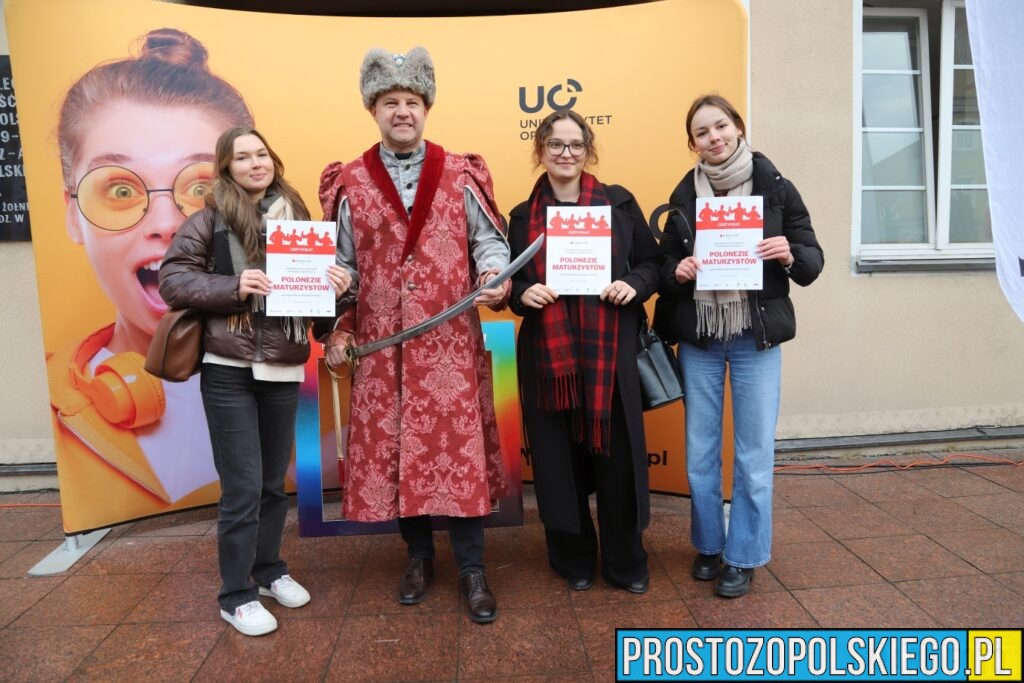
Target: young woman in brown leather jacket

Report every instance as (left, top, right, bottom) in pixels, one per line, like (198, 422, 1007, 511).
(160, 127, 350, 636)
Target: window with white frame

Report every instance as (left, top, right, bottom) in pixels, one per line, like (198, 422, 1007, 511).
(858, 0, 991, 264)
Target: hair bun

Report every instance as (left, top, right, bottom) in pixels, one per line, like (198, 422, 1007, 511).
(139, 27, 208, 69)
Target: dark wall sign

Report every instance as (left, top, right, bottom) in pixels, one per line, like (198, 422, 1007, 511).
(0, 55, 29, 241)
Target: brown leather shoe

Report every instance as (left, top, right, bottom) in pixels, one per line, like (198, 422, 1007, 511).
(397, 558, 433, 605)
(460, 571, 497, 623)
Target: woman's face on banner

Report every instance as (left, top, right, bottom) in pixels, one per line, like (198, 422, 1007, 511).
(65, 102, 223, 349)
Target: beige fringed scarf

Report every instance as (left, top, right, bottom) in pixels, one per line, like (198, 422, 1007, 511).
(693, 137, 755, 341)
(225, 194, 309, 344)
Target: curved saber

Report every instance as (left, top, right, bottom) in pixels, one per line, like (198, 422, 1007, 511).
(346, 234, 544, 363)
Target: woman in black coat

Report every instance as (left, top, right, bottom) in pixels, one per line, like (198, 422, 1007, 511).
(508, 110, 660, 593)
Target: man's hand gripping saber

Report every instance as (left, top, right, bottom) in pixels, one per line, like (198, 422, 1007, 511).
(327, 234, 544, 380)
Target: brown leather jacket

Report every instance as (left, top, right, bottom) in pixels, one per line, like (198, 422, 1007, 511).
(159, 207, 311, 365)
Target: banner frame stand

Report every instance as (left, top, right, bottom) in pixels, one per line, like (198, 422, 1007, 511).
(28, 528, 110, 576)
(296, 320, 525, 537)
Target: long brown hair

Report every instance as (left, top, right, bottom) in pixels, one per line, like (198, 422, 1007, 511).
(531, 109, 599, 169)
(58, 27, 253, 187)
(684, 94, 747, 152)
(210, 127, 311, 264)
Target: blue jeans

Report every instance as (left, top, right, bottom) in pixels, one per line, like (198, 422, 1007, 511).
(680, 330, 780, 568)
(200, 363, 299, 611)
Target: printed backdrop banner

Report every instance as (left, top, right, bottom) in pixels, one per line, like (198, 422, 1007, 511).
(6, 0, 746, 534)
(966, 0, 1024, 323)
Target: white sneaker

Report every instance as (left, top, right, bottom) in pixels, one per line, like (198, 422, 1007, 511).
(259, 574, 311, 608)
(220, 600, 278, 636)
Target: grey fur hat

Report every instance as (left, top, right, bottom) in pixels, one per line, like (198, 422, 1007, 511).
(359, 47, 436, 109)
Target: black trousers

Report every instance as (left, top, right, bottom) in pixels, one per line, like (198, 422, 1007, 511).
(398, 515, 485, 576)
(201, 363, 298, 611)
(526, 389, 648, 586)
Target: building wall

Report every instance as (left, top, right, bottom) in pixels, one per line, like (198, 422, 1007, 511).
(0, 0, 1020, 482)
(0, 0, 57, 480)
(750, 0, 1024, 438)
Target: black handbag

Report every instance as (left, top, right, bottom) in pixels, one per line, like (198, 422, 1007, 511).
(636, 316, 684, 410)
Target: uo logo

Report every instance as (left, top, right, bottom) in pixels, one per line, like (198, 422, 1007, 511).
(518, 79, 582, 113)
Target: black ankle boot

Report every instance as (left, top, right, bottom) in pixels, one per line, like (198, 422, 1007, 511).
(691, 553, 723, 581)
(715, 565, 754, 597)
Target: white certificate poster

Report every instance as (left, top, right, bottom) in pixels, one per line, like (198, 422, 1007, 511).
(545, 205, 612, 295)
(265, 219, 336, 316)
(694, 196, 763, 291)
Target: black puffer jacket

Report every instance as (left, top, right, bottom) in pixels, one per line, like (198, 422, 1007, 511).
(159, 206, 311, 365)
(654, 152, 823, 350)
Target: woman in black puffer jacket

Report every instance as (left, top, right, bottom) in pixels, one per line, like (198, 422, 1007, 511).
(655, 95, 823, 598)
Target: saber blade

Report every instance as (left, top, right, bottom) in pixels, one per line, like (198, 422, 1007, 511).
(350, 233, 544, 360)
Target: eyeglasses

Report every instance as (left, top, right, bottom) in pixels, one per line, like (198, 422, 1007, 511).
(70, 162, 214, 231)
(545, 140, 587, 157)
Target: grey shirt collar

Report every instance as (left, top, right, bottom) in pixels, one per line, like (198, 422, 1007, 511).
(379, 141, 426, 168)
(379, 142, 426, 214)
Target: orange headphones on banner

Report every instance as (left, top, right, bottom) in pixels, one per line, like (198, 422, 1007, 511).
(69, 326, 166, 428)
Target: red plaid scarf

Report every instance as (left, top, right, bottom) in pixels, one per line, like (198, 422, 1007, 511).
(524, 172, 618, 452)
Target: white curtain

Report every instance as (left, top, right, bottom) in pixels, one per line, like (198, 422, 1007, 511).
(966, 0, 1024, 322)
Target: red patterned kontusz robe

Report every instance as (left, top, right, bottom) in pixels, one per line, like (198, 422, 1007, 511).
(319, 141, 507, 522)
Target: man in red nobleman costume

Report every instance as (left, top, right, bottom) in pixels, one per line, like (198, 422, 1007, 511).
(319, 46, 510, 623)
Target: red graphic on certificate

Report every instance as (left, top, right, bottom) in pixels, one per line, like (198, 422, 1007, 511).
(695, 196, 763, 291)
(266, 220, 337, 316)
(546, 206, 612, 295)
(267, 222, 336, 255)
